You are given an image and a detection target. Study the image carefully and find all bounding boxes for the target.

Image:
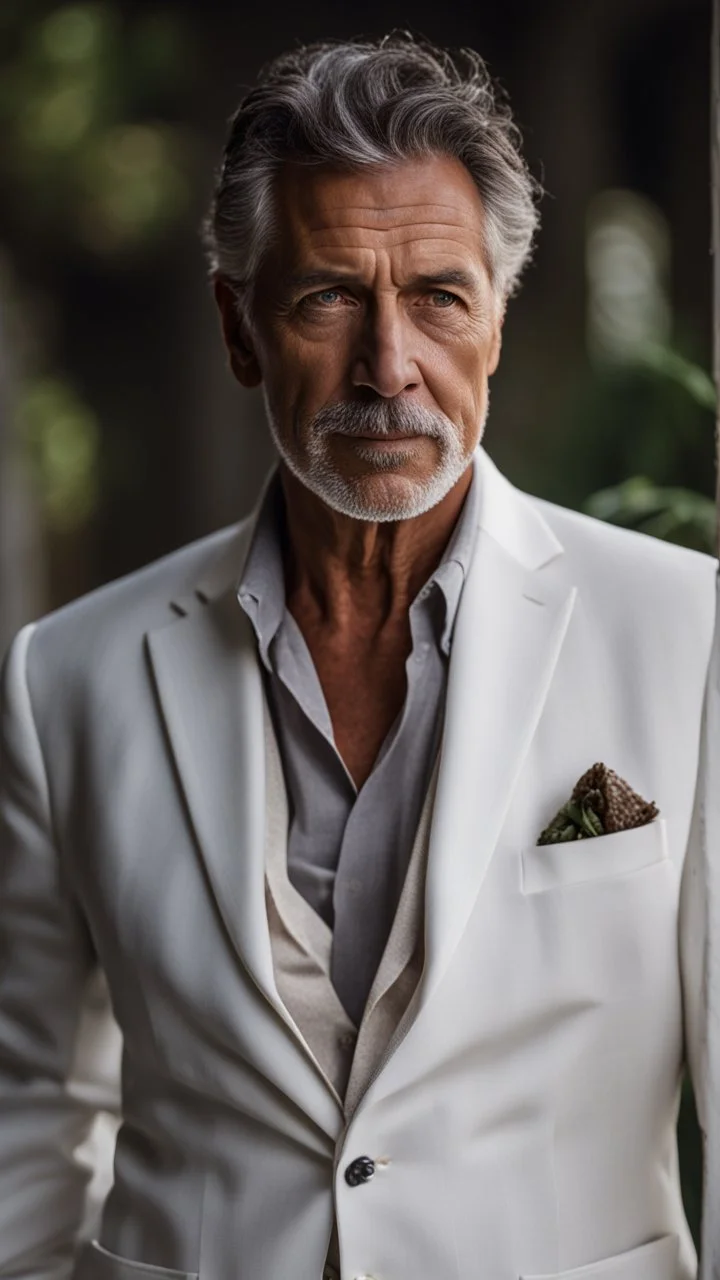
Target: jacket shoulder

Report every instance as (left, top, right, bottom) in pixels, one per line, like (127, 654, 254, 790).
(19, 518, 252, 696)
(529, 493, 717, 654)
(532, 493, 717, 588)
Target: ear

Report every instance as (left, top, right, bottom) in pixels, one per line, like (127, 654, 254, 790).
(213, 277, 263, 388)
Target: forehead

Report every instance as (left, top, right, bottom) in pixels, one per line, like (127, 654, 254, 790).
(270, 154, 488, 275)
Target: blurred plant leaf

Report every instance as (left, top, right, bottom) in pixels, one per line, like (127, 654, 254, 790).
(585, 475, 716, 553)
(638, 343, 718, 413)
(76, 122, 192, 251)
(16, 375, 99, 530)
(0, 3, 196, 256)
(35, 4, 117, 67)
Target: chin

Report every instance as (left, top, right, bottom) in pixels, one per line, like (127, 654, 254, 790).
(309, 466, 459, 523)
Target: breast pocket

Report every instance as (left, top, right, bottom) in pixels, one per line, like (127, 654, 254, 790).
(73, 1240, 199, 1280)
(520, 1232, 679, 1279)
(520, 818, 668, 896)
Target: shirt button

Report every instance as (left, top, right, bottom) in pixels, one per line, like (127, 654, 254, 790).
(347, 878, 363, 896)
(338, 1031, 357, 1051)
(344, 1155, 376, 1186)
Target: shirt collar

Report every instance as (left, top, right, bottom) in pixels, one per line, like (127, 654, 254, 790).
(236, 473, 287, 670)
(237, 455, 481, 663)
(413, 453, 481, 655)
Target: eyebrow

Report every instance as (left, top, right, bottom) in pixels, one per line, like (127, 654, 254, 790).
(286, 267, 481, 294)
(409, 269, 480, 293)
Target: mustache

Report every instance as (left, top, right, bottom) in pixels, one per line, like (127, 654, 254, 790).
(305, 399, 453, 439)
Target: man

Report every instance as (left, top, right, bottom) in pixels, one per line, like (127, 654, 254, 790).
(0, 33, 716, 1280)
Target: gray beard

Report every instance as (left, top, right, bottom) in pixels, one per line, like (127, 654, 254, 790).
(264, 395, 485, 521)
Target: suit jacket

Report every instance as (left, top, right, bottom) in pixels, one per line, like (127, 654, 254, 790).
(0, 447, 716, 1280)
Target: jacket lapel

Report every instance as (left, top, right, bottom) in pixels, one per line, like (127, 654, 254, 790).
(147, 583, 276, 1003)
(146, 516, 344, 1132)
(420, 452, 577, 1004)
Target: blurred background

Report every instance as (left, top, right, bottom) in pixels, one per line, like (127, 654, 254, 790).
(1, 0, 716, 649)
(0, 0, 715, 1241)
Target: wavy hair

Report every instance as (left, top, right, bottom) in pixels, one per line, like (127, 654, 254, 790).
(202, 34, 542, 305)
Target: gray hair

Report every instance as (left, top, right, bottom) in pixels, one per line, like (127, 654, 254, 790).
(202, 34, 541, 306)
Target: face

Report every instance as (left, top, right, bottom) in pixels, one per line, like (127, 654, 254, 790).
(216, 154, 504, 521)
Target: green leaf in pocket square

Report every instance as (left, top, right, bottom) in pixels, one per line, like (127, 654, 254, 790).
(537, 762, 659, 846)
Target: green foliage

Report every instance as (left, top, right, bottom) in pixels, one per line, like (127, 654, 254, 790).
(16, 375, 99, 530)
(538, 798, 605, 844)
(581, 345, 717, 554)
(0, 3, 201, 532)
(512, 338, 717, 521)
(639, 343, 717, 414)
(585, 476, 716, 553)
(0, 3, 196, 256)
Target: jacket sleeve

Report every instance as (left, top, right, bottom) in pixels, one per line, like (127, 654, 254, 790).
(679, 579, 720, 1280)
(0, 624, 121, 1279)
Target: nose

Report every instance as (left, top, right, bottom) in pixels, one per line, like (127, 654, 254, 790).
(350, 301, 420, 398)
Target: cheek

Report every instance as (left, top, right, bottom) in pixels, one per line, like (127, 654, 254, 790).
(266, 321, 351, 387)
(423, 332, 494, 411)
(261, 331, 352, 429)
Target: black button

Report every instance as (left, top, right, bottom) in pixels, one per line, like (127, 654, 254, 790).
(344, 1155, 376, 1187)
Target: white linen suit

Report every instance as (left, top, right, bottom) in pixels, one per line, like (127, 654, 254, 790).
(0, 447, 716, 1280)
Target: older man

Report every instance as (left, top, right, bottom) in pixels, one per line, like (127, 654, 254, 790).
(0, 34, 716, 1280)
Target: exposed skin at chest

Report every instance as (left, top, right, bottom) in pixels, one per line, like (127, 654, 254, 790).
(288, 597, 412, 789)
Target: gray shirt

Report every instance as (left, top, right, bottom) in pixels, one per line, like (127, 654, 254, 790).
(237, 459, 480, 1027)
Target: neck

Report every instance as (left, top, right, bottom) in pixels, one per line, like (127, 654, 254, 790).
(278, 461, 474, 633)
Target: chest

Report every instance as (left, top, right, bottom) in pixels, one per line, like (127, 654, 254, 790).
(289, 612, 415, 788)
(62, 562, 706, 1119)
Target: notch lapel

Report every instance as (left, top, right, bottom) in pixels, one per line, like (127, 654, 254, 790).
(147, 526, 343, 1135)
(147, 588, 276, 1006)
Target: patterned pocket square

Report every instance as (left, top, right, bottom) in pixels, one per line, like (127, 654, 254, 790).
(537, 762, 659, 845)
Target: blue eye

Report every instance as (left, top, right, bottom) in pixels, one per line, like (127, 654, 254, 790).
(298, 287, 355, 315)
(430, 290, 457, 306)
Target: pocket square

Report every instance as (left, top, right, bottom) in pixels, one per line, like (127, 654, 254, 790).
(537, 762, 659, 845)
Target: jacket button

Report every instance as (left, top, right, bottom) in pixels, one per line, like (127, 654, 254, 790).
(344, 1155, 376, 1186)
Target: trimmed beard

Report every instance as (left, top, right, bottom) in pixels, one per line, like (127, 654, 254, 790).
(263, 394, 485, 521)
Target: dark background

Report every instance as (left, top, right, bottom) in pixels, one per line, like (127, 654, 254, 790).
(0, 0, 715, 640)
(0, 0, 714, 1241)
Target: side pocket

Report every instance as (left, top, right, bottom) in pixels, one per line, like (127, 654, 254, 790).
(520, 1232, 679, 1280)
(73, 1239, 199, 1280)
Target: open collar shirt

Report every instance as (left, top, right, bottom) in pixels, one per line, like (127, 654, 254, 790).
(237, 456, 481, 1027)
